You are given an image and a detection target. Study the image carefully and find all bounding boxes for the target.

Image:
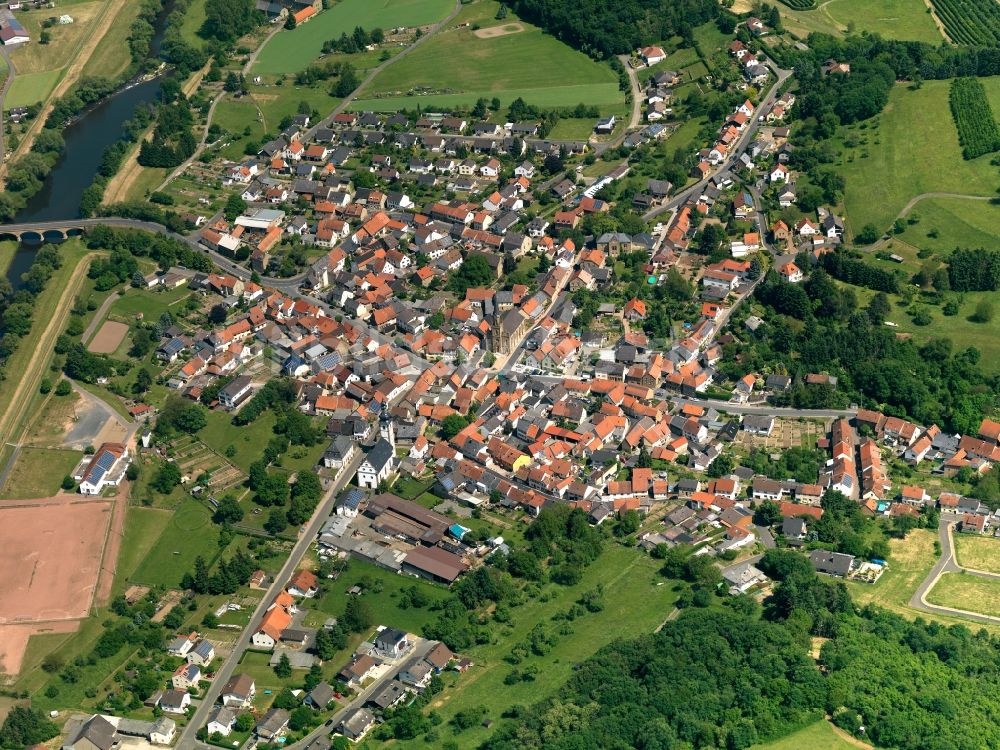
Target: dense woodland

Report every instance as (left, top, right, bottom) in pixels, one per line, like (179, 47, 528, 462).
(729, 268, 995, 433)
(507, 0, 718, 58)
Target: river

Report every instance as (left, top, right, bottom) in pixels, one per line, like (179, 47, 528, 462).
(11, 0, 177, 224)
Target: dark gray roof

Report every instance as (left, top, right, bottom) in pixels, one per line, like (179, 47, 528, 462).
(364, 438, 394, 472)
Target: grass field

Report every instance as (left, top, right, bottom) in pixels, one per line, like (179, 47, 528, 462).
(837, 78, 1000, 234)
(926, 572, 1000, 618)
(0, 447, 83, 499)
(129, 498, 220, 587)
(954, 534, 1000, 574)
(211, 96, 267, 161)
(177, 0, 207, 47)
(395, 545, 674, 750)
(353, 3, 621, 112)
(80, 0, 142, 80)
(109, 285, 192, 323)
(846, 529, 937, 616)
(895, 197, 1000, 255)
(754, 720, 871, 750)
(6, 69, 62, 107)
(252, 0, 455, 77)
(779, 0, 943, 43)
(246, 82, 337, 132)
(8, 1, 103, 74)
(114, 506, 173, 594)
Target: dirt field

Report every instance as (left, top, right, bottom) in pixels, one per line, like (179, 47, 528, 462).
(473, 22, 524, 38)
(0, 499, 111, 625)
(0, 621, 79, 676)
(87, 320, 129, 354)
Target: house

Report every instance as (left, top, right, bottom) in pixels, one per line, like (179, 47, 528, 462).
(595, 115, 616, 134)
(288, 569, 319, 598)
(402, 545, 468, 584)
(207, 706, 237, 737)
(171, 663, 200, 690)
(769, 164, 789, 183)
(76, 442, 130, 495)
(722, 562, 769, 595)
(399, 659, 434, 688)
(338, 708, 375, 741)
(305, 682, 336, 710)
(373, 627, 411, 659)
(779, 261, 802, 283)
(62, 716, 118, 750)
(187, 639, 215, 665)
(623, 298, 647, 321)
(961, 513, 989, 534)
(781, 517, 808, 541)
(809, 550, 855, 577)
(640, 45, 666, 65)
(251, 603, 292, 649)
(159, 689, 191, 714)
(367, 680, 409, 711)
(356, 438, 396, 490)
(219, 375, 253, 410)
(256, 708, 290, 741)
(424, 642, 454, 672)
(338, 654, 378, 687)
(221, 674, 256, 708)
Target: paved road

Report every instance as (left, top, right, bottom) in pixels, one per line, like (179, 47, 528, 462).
(909, 516, 1000, 626)
(642, 58, 793, 223)
(285, 639, 436, 750)
(177, 451, 365, 747)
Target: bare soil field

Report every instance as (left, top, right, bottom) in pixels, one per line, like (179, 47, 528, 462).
(0, 499, 111, 625)
(87, 320, 129, 354)
(0, 621, 79, 676)
(473, 22, 524, 38)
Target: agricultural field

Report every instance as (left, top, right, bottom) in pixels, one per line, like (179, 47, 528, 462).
(394, 545, 674, 750)
(779, 0, 944, 42)
(252, 0, 455, 77)
(954, 534, 1000, 574)
(949, 77, 1000, 160)
(352, 4, 622, 112)
(836, 78, 1000, 234)
(926, 572, 1000, 618)
(753, 720, 871, 750)
(928, 0, 1000, 45)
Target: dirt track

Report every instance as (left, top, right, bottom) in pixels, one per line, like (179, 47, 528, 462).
(0, 254, 95, 450)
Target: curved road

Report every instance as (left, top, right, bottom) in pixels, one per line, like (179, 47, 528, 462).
(909, 517, 1000, 626)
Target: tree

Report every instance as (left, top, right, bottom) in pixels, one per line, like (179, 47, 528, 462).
(134, 367, 153, 395)
(224, 193, 246, 221)
(333, 64, 360, 97)
(209, 304, 228, 324)
(55, 379, 72, 396)
(756, 500, 783, 527)
(202, 0, 261, 42)
(0, 706, 59, 748)
(439, 413, 471, 440)
(343, 596, 374, 633)
(274, 652, 292, 678)
(284, 11, 296, 28)
(234, 713, 255, 733)
(151, 462, 182, 494)
(855, 223, 880, 245)
(972, 299, 994, 323)
(61, 475, 75, 490)
(213, 496, 244, 524)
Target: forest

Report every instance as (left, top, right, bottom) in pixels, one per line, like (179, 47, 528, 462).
(732, 269, 996, 433)
(507, 0, 718, 58)
(483, 557, 1000, 750)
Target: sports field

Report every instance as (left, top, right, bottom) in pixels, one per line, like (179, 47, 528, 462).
(926, 572, 1000, 618)
(754, 720, 871, 750)
(354, 16, 621, 112)
(837, 78, 1000, 234)
(954, 534, 1000, 574)
(252, 0, 455, 77)
(779, 0, 943, 43)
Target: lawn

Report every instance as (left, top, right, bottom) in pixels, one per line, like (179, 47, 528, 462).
(199, 409, 276, 472)
(895, 197, 1000, 256)
(114, 506, 173, 594)
(394, 545, 674, 750)
(779, 0, 943, 43)
(0, 447, 83, 499)
(210, 97, 266, 162)
(108, 285, 192, 324)
(846, 528, 937, 616)
(8, 1, 104, 74)
(836, 78, 1000, 235)
(954, 534, 1000, 574)
(754, 719, 871, 750)
(177, 0, 206, 47)
(926, 572, 1000, 618)
(246, 82, 337, 132)
(310, 559, 452, 635)
(354, 5, 622, 112)
(692, 20, 731, 54)
(129, 498, 221, 587)
(80, 0, 142, 80)
(252, 0, 455, 77)
(6, 69, 62, 107)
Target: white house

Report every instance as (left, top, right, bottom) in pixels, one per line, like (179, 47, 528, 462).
(779, 261, 803, 283)
(356, 438, 396, 490)
(207, 707, 237, 737)
(639, 45, 666, 66)
(76, 442, 131, 495)
(221, 674, 256, 708)
(769, 164, 789, 183)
